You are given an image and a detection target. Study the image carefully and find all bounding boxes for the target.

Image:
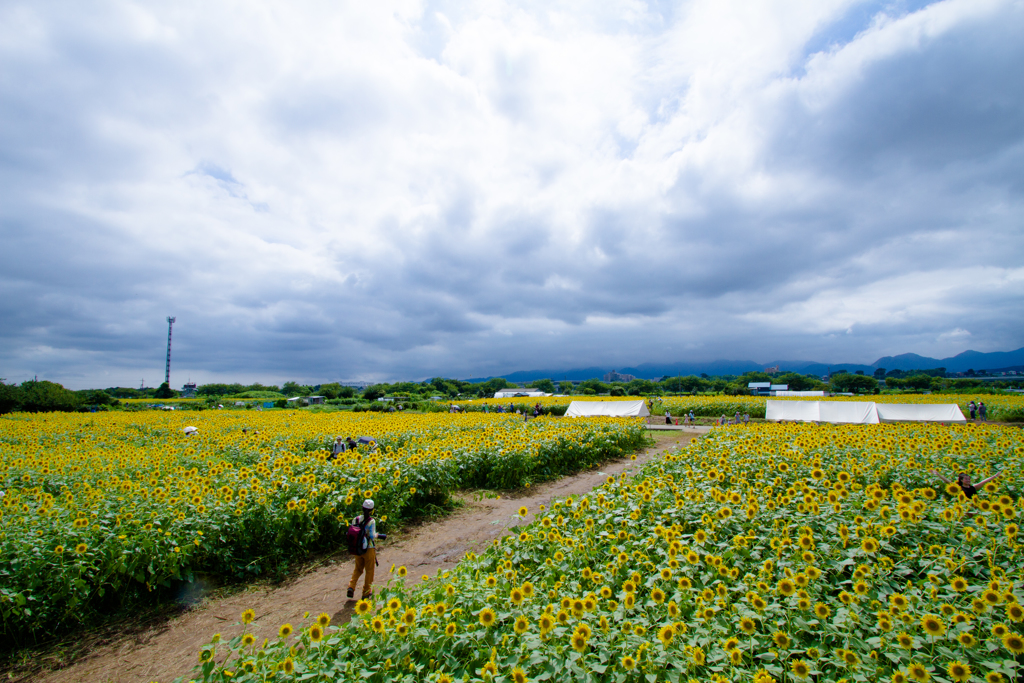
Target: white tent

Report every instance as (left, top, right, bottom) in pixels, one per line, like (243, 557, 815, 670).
(766, 400, 878, 424)
(766, 400, 823, 422)
(564, 400, 650, 418)
(767, 400, 966, 424)
(876, 403, 966, 423)
(772, 390, 827, 397)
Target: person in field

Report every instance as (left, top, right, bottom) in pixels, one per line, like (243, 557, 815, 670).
(930, 469, 1002, 498)
(347, 499, 384, 599)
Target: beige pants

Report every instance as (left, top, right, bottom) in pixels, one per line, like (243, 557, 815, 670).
(348, 547, 376, 598)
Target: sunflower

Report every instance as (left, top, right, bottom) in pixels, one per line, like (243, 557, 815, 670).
(242, 633, 255, 647)
(396, 623, 409, 636)
(986, 673, 1004, 683)
(570, 631, 588, 652)
(371, 617, 385, 633)
(651, 588, 666, 604)
(777, 579, 796, 597)
(479, 607, 496, 627)
(951, 577, 968, 592)
(241, 608, 256, 624)
(518, 506, 528, 517)
(309, 624, 323, 643)
(75, 543, 88, 554)
(481, 661, 498, 679)
(514, 616, 529, 635)
(1007, 603, 1024, 622)
(279, 623, 293, 638)
(355, 600, 372, 616)
(920, 614, 945, 637)
(896, 632, 914, 649)
(387, 598, 402, 612)
(199, 648, 213, 663)
(992, 623, 1009, 638)
(739, 617, 756, 634)
(946, 661, 971, 683)
(862, 537, 879, 553)
(956, 632, 976, 647)
(621, 655, 637, 671)
(892, 672, 908, 683)
(772, 631, 791, 649)
(282, 658, 295, 675)
(814, 603, 830, 619)
(1002, 632, 1024, 654)
(53, 546, 64, 555)
(791, 660, 811, 680)
(907, 662, 930, 683)
(890, 594, 909, 611)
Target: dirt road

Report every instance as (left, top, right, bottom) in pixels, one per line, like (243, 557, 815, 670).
(31, 430, 704, 683)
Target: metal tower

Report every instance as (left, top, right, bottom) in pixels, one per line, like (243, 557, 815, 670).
(165, 317, 176, 385)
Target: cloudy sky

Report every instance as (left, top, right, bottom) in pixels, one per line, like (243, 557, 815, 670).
(1, 0, 1022, 389)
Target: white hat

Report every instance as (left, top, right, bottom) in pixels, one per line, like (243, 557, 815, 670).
(183, 426, 198, 434)
(363, 499, 375, 510)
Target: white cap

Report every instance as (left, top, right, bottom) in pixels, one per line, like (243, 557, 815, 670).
(363, 499, 375, 510)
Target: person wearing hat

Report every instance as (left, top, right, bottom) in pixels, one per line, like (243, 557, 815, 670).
(347, 499, 385, 599)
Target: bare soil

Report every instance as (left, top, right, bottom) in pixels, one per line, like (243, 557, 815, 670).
(20, 429, 706, 683)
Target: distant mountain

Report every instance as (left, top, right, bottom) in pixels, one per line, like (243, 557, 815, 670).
(463, 347, 1024, 383)
(872, 347, 1024, 373)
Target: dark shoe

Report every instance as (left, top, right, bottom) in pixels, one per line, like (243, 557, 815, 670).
(346, 587, 354, 599)
(362, 592, 373, 600)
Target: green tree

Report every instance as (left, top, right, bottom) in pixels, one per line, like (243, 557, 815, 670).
(281, 382, 312, 397)
(529, 379, 556, 393)
(578, 379, 609, 394)
(772, 373, 825, 391)
(873, 368, 886, 379)
(0, 380, 24, 414)
(197, 383, 244, 396)
(558, 381, 574, 395)
(829, 374, 878, 394)
(625, 379, 656, 395)
(319, 382, 345, 399)
(362, 385, 386, 401)
(19, 380, 82, 411)
(154, 382, 177, 399)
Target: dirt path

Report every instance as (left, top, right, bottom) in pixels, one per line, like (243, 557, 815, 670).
(32, 430, 706, 683)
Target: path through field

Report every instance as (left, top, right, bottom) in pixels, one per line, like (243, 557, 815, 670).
(31, 428, 707, 683)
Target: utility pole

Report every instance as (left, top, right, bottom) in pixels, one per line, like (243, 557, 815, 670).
(165, 317, 176, 386)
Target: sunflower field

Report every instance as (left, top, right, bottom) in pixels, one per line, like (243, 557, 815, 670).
(0, 411, 646, 645)
(189, 421, 1024, 683)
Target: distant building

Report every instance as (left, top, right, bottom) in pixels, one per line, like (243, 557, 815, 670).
(603, 370, 636, 383)
(764, 365, 780, 374)
(181, 381, 197, 398)
(748, 382, 772, 396)
(494, 388, 549, 398)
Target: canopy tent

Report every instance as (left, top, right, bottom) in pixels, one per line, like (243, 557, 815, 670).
(767, 400, 965, 424)
(875, 403, 966, 423)
(767, 400, 879, 423)
(772, 390, 827, 397)
(564, 400, 650, 418)
(765, 400, 821, 422)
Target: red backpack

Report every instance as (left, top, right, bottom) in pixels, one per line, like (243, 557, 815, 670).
(346, 517, 369, 556)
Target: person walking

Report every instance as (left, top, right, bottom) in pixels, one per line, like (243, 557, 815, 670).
(979, 402, 987, 420)
(665, 410, 672, 425)
(968, 401, 977, 419)
(347, 499, 385, 600)
(688, 410, 695, 424)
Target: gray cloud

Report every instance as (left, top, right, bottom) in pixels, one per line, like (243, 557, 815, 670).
(1, 0, 1022, 388)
